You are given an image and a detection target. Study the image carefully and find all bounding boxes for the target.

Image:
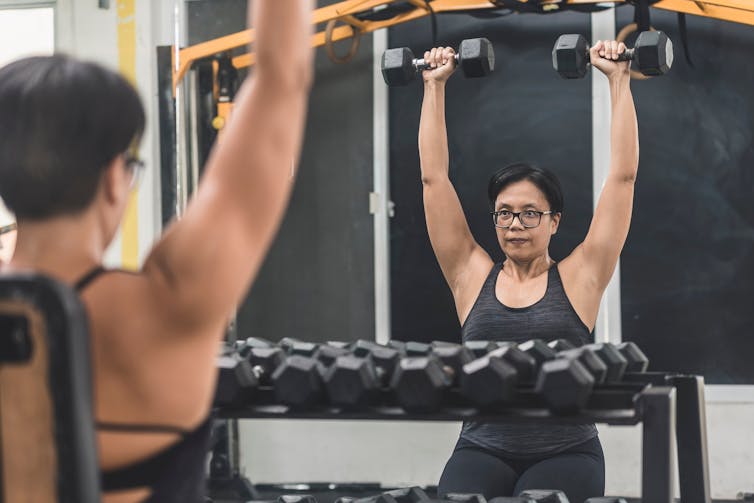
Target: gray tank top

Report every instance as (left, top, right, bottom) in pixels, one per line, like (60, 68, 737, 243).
(460, 262, 598, 456)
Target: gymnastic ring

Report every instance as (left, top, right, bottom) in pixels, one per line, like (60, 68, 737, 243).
(325, 19, 362, 65)
(616, 22, 655, 81)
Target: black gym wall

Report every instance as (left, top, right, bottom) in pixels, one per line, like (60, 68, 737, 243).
(616, 10, 754, 384)
(187, 0, 376, 344)
(387, 10, 754, 384)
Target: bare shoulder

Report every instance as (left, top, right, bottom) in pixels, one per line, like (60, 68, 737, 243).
(80, 270, 221, 422)
(79, 270, 208, 353)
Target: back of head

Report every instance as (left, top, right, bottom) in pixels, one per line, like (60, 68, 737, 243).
(487, 162, 564, 214)
(0, 54, 145, 220)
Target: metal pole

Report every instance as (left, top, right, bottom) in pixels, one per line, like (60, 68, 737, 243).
(372, 28, 392, 345)
(591, 8, 623, 345)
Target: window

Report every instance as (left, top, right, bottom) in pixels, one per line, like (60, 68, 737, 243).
(0, 4, 54, 230)
(0, 5, 54, 67)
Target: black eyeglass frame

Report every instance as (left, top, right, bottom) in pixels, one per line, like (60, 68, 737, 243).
(490, 209, 554, 229)
(124, 154, 145, 190)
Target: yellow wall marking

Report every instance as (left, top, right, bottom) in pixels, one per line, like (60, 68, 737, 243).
(118, 0, 139, 270)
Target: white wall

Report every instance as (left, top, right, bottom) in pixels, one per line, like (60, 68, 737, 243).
(55, 0, 173, 266)
(0, 3, 55, 231)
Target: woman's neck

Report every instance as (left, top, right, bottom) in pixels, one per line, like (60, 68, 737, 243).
(6, 213, 106, 284)
(501, 254, 554, 281)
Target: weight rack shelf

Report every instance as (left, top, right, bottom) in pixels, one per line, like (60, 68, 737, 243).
(216, 375, 711, 503)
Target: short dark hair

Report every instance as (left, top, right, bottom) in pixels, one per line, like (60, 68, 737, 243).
(487, 162, 564, 214)
(0, 54, 145, 220)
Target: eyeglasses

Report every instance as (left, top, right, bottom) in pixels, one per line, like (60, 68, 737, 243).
(124, 155, 145, 190)
(491, 209, 553, 229)
(0, 222, 16, 236)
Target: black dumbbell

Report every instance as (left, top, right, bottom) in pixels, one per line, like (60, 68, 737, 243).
(386, 339, 407, 352)
(463, 340, 501, 358)
(327, 340, 352, 350)
(278, 496, 318, 503)
(616, 341, 649, 372)
(552, 31, 673, 79)
(518, 491, 569, 503)
(287, 340, 320, 358)
(536, 349, 601, 413)
(558, 346, 608, 385)
(536, 341, 650, 413)
(270, 354, 327, 409)
(243, 336, 274, 349)
(459, 338, 554, 408)
(518, 339, 558, 369)
(585, 342, 628, 382)
(487, 339, 599, 413)
(279, 337, 324, 357)
(243, 341, 341, 380)
(216, 343, 300, 406)
(390, 344, 474, 413)
(431, 343, 476, 384)
(272, 337, 353, 368)
(242, 346, 286, 385)
(443, 494, 487, 503)
(322, 354, 382, 409)
(457, 338, 576, 409)
(383, 487, 430, 503)
(215, 354, 261, 407)
(536, 361, 594, 415)
(339, 488, 428, 503)
(215, 344, 287, 406)
(460, 354, 519, 409)
(381, 38, 495, 86)
(351, 339, 403, 386)
(547, 338, 576, 352)
(486, 343, 538, 383)
(322, 339, 407, 409)
(313, 344, 350, 367)
(339, 496, 397, 503)
(560, 341, 647, 383)
(466, 339, 553, 384)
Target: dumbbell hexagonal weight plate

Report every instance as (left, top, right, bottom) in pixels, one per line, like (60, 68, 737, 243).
(381, 38, 495, 86)
(552, 31, 673, 79)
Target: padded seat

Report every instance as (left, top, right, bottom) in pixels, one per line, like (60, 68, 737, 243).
(0, 274, 100, 502)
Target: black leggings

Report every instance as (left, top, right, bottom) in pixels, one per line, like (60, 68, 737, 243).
(438, 436, 605, 503)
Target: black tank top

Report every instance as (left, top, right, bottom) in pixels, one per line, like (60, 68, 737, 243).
(76, 266, 212, 503)
(460, 262, 598, 456)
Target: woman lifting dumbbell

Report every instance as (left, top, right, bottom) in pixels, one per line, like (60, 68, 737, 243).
(416, 41, 638, 502)
(0, 1, 313, 502)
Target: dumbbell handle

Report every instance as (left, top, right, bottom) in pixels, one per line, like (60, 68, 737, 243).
(589, 47, 634, 63)
(413, 53, 460, 72)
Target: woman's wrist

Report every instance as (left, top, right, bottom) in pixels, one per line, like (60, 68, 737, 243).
(424, 79, 447, 91)
(608, 70, 630, 88)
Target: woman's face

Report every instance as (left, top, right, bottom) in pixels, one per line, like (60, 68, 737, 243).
(493, 180, 560, 261)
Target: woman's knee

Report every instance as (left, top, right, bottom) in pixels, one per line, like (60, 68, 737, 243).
(514, 452, 604, 502)
(439, 448, 518, 499)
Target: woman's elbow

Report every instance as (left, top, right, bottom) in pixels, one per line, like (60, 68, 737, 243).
(256, 51, 313, 91)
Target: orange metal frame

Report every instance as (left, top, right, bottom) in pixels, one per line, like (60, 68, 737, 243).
(172, 0, 754, 92)
(172, 0, 496, 91)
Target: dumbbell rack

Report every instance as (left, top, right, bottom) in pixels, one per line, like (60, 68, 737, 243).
(217, 373, 710, 503)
